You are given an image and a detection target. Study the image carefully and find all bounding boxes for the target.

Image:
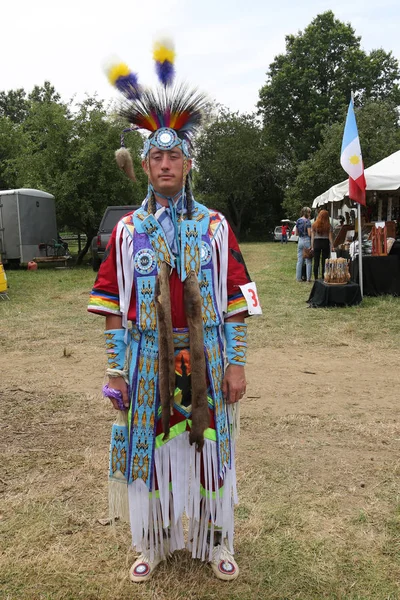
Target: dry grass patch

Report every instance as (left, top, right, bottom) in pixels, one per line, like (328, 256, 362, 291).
(1, 246, 400, 599)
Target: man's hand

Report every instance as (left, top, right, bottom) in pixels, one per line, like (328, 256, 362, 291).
(222, 364, 246, 404)
(108, 376, 129, 410)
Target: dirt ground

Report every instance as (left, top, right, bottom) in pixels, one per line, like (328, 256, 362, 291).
(6, 338, 400, 414)
(2, 332, 400, 599)
(4, 340, 400, 507)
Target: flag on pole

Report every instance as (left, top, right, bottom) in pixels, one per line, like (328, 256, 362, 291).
(340, 98, 366, 205)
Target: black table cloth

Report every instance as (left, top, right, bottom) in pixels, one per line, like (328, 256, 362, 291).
(389, 241, 400, 257)
(350, 255, 400, 296)
(307, 280, 362, 308)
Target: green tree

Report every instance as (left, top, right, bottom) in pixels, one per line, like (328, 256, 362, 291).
(0, 82, 63, 124)
(0, 82, 67, 189)
(16, 98, 72, 185)
(195, 108, 281, 238)
(258, 11, 400, 165)
(283, 99, 400, 217)
(12, 94, 147, 262)
(0, 116, 27, 189)
(0, 89, 29, 123)
(56, 97, 146, 262)
(28, 81, 62, 104)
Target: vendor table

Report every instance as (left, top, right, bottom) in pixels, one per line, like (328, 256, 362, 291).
(350, 255, 400, 296)
(307, 280, 362, 308)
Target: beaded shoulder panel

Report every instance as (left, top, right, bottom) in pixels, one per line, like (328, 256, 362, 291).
(208, 209, 225, 240)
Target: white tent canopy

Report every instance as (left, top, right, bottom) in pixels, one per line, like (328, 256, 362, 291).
(313, 150, 400, 208)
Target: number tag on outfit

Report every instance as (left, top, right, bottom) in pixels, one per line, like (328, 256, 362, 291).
(239, 282, 262, 315)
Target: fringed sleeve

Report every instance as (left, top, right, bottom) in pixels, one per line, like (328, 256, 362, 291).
(115, 220, 135, 334)
(88, 227, 121, 316)
(88, 216, 136, 330)
(211, 215, 229, 318)
(210, 213, 252, 320)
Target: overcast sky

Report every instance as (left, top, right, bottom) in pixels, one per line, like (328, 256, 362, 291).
(2, 0, 400, 114)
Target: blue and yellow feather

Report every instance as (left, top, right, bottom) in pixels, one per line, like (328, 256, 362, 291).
(104, 59, 141, 100)
(153, 38, 175, 87)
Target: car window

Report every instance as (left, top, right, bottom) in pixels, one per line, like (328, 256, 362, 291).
(275, 226, 282, 233)
(101, 208, 135, 231)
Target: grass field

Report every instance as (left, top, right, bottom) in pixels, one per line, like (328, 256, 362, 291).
(1, 243, 400, 600)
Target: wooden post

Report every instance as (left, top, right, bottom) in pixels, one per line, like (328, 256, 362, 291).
(388, 196, 393, 221)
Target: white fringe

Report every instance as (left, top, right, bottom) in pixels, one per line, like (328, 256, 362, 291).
(128, 433, 237, 561)
(211, 217, 229, 319)
(115, 220, 135, 341)
(228, 403, 241, 442)
(109, 476, 130, 523)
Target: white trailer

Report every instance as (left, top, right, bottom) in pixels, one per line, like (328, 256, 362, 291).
(0, 188, 58, 266)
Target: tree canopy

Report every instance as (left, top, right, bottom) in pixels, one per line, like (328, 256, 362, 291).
(283, 99, 400, 217)
(1, 11, 399, 254)
(258, 11, 400, 164)
(195, 108, 282, 238)
(0, 86, 147, 261)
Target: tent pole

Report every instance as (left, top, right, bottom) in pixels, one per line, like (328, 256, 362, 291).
(357, 203, 363, 297)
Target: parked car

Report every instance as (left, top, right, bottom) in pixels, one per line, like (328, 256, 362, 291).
(92, 205, 139, 271)
(289, 224, 298, 242)
(273, 226, 282, 242)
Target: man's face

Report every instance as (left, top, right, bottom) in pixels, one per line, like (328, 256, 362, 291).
(143, 147, 192, 197)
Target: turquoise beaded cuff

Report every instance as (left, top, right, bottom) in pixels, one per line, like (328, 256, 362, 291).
(224, 322, 248, 366)
(105, 329, 127, 371)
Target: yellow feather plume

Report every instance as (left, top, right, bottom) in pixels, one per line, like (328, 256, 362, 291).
(153, 38, 175, 64)
(106, 62, 131, 86)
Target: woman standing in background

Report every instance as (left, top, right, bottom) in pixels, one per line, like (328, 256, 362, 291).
(295, 207, 312, 282)
(311, 209, 334, 280)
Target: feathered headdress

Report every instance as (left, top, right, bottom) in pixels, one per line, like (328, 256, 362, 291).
(119, 83, 207, 152)
(105, 37, 208, 158)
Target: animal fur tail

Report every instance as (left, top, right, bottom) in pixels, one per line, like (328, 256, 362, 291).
(115, 147, 136, 182)
(184, 271, 209, 451)
(156, 262, 175, 440)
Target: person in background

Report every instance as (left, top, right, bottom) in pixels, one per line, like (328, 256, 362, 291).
(311, 209, 334, 280)
(281, 223, 288, 244)
(295, 207, 312, 282)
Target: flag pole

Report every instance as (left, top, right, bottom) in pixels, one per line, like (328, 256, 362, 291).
(357, 202, 363, 297)
(340, 90, 365, 299)
(350, 91, 363, 298)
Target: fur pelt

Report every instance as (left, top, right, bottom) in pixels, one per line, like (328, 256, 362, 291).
(155, 262, 175, 439)
(115, 147, 136, 182)
(184, 271, 209, 450)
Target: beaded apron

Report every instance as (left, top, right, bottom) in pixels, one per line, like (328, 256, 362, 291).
(124, 204, 231, 489)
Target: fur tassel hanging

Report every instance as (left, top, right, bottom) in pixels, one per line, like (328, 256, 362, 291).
(155, 262, 175, 439)
(115, 147, 136, 182)
(184, 271, 209, 450)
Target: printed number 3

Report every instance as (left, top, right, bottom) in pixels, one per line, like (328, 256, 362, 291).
(249, 288, 258, 307)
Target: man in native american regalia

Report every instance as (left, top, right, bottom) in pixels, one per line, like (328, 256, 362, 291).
(88, 39, 261, 582)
